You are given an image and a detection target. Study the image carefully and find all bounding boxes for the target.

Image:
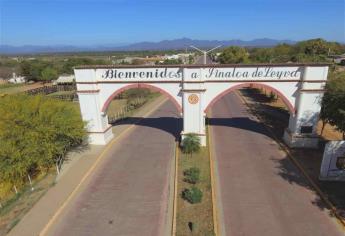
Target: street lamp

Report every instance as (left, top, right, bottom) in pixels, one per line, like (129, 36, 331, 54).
(190, 45, 222, 64)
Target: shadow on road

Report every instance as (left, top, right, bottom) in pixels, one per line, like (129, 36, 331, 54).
(208, 117, 274, 139)
(110, 116, 183, 141)
(238, 88, 345, 218)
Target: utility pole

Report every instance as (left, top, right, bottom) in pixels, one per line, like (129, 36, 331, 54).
(190, 45, 222, 64)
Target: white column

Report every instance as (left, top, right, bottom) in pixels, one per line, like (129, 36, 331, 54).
(182, 90, 206, 146)
(283, 66, 328, 148)
(181, 67, 207, 146)
(74, 68, 114, 145)
(78, 92, 114, 145)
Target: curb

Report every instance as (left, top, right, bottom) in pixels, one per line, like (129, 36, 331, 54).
(207, 117, 221, 236)
(172, 142, 178, 236)
(236, 90, 345, 229)
(39, 97, 169, 236)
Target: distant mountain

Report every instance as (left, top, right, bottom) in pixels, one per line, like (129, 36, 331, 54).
(115, 38, 296, 51)
(0, 38, 296, 55)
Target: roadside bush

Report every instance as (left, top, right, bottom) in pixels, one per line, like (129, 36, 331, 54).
(182, 187, 203, 204)
(268, 91, 277, 102)
(181, 134, 201, 157)
(183, 167, 200, 184)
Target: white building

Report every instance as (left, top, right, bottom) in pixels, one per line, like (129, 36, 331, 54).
(8, 73, 26, 84)
(55, 75, 75, 84)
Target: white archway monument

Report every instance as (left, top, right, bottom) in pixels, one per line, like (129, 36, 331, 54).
(74, 63, 329, 148)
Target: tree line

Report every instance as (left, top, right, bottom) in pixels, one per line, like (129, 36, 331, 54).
(19, 57, 109, 83)
(217, 38, 345, 64)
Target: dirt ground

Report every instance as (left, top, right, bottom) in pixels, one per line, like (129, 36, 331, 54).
(176, 147, 214, 236)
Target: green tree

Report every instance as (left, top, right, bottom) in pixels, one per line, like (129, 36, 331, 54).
(0, 95, 86, 198)
(182, 134, 201, 157)
(218, 46, 249, 64)
(320, 71, 345, 139)
(40, 67, 58, 84)
(298, 38, 329, 55)
(188, 55, 194, 64)
(249, 48, 273, 63)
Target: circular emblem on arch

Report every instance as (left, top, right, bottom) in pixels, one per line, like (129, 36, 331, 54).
(188, 94, 199, 104)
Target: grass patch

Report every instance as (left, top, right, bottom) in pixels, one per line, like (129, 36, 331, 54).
(176, 145, 214, 235)
(107, 99, 128, 117)
(0, 172, 56, 236)
(0, 83, 26, 94)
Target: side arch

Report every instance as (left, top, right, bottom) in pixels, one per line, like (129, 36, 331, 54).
(101, 83, 182, 113)
(204, 82, 295, 114)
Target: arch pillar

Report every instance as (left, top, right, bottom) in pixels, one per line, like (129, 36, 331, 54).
(181, 89, 207, 146)
(283, 66, 328, 148)
(77, 91, 114, 145)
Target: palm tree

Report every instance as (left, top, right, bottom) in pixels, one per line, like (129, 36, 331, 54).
(182, 134, 201, 157)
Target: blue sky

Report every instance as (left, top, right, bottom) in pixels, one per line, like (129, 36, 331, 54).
(0, 0, 344, 46)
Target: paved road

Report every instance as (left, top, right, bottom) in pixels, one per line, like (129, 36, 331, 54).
(46, 100, 181, 236)
(195, 55, 214, 64)
(210, 92, 343, 236)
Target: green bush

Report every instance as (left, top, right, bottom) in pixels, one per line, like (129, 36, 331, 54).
(183, 167, 200, 184)
(182, 187, 203, 204)
(181, 134, 201, 157)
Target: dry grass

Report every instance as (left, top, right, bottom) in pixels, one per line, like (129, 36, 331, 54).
(0, 82, 50, 95)
(0, 172, 56, 236)
(176, 147, 214, 236)
(106, 99, 127, 117)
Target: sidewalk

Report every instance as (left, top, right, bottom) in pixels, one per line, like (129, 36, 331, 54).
(7, 95, 167, 236)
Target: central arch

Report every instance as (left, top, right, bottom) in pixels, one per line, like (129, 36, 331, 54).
(204, 82, 296, 114)
(101, 83, 183, 113)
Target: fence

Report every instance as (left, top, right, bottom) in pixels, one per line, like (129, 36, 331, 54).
(49, 94, 79, 102)
(107, 97, 147, 124)
(25, 84, 76, 96)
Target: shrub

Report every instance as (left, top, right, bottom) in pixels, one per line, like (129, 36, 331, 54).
(268, 91, 277, 102)
(181, 134, 201, 157)
(182, 187, 203, 204)
(183, 167, 200, 184)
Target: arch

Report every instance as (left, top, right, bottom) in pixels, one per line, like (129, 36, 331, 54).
(101, 83, 182, 113)
(204, 82, 295, 114)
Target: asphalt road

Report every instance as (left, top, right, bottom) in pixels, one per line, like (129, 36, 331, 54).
(46, 100, 182, 236)
(210, 92, 343, 236)
(195, 55, 214, 64)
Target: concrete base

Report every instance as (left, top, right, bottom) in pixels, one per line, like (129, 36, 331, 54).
(319, 141, 345, 181)
(181, 132, 207, 146)
(283, 129, 319, 148)
(88, 126, 114, 145)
